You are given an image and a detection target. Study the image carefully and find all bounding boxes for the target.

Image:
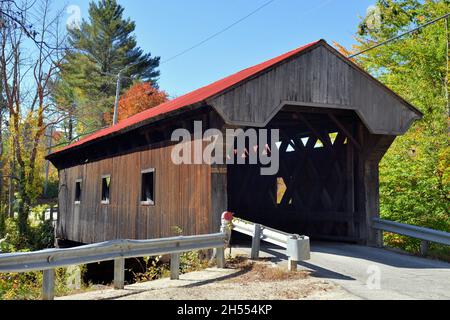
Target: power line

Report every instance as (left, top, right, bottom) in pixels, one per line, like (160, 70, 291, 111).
(349, 12, 450, 58)
(160, 0, 276, 65)
(161, 0, 336, 65)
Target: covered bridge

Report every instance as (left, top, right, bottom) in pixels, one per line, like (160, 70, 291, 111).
(47, 40, 422, 247)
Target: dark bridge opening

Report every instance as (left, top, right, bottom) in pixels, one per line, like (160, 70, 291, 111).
(227, 107, 363, 243)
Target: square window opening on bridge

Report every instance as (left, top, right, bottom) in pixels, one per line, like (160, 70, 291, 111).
(141, 169, 155, 206)
(101, 175, 111, 205)
(75, 179, 82, 204)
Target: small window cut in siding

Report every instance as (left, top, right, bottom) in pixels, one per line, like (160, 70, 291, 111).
(141, 169, 155, 205)
(101, 175, 111, 204)
(75, 179, 82, 204)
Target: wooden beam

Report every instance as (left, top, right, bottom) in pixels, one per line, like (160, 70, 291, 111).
(328, 114, 362, 151)
(346, 137, 356, 237)
(297, 113, 333, 150)
(282, 105, 351, 115)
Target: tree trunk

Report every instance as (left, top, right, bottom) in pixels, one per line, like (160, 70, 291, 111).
(17, 166, 29, 239)
(0, 107, 3, 204)
(68, 110, 74, 141)
(8, 155, 15, 218)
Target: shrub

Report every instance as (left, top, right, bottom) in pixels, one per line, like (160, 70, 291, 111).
(0, 216, 54, 253)
(132, 227, 209, 283)
(132, 256, 169, 282)
(0, 268, 73, 300)
(0, 214, 5, 239)
(131, 250, 209, 284)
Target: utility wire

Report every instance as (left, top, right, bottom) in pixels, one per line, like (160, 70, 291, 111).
(349, 12, 450, 58)
(161, 0, 335, 65)
(160, 0, 276, 65)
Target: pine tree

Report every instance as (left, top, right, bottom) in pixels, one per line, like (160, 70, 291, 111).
(58, 0, 160, 133)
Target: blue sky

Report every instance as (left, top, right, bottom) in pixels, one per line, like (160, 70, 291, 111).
(62, 0, 375, 98)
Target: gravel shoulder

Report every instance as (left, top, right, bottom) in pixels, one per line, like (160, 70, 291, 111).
(58, 256, 358, 300)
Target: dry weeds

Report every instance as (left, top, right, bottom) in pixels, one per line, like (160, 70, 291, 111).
(226, 255, 310, 283)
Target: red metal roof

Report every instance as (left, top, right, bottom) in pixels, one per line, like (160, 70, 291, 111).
(49, 40, 321, 157)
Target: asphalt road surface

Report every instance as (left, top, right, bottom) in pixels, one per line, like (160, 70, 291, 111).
(232, 242, 450, 300)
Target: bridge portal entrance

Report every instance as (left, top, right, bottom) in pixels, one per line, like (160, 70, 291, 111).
(227, 107, 374, 243)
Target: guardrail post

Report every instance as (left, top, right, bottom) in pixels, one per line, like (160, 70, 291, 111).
(216, 246, 225, 268)
(420, 240, 429, 256)
(250, 224, 262, 260)
(287, 235, 310, 272)
(288, 259, 297, 272)
(376, 229, 384, 248)
(114, 258, 125, 289)
(42, 269, 55, 300)
(170, 253, 180, 280)
(221, 212, 233, 246)
(215, 212, 232, 268)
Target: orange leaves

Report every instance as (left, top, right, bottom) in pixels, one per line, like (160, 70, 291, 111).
(105, 82, 168, 124)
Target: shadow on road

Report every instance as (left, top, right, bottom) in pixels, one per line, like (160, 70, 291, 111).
(310, 242, 450, 269)
(101, 268, 252, 300)
(261, 246, 355, 281)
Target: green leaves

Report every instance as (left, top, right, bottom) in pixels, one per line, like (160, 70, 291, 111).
(354, 0, 450, 257)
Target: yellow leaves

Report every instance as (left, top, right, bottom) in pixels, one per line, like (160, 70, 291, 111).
(437, 145, 450, 185)
(416, 15, 426, 23)
(385, 232, 406, 247)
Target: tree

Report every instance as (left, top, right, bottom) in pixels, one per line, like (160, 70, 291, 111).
(348, 0, 449, 254)
(104, 82, 168, 123)
(0, 0, 67, 240)
(58, 0, 160, 134)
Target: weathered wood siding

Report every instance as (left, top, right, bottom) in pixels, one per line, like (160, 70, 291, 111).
(57, 142, 211, 244)
(208, 44, 421, 135)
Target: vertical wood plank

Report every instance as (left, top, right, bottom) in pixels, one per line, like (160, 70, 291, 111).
(346, 125, 355, 238)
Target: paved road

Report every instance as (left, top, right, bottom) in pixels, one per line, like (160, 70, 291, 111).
(232, 242, 450, 300)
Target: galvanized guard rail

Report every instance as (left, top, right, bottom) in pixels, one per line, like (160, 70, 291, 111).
(0, 220, 228, 300)
(231, 217, 310, 271)
(372, 218, 450, 255)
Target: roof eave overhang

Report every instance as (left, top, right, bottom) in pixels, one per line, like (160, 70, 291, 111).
(46, 101, 207, 163)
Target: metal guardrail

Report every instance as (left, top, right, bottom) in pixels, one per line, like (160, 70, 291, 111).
(0, 220, 228, 300)
(231, 217, 310, 271)
(372, 218, 450, 255)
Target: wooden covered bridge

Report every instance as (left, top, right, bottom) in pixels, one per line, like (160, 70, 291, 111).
(47, 39, 422, 247)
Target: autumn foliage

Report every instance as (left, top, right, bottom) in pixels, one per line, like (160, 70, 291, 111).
(105, 82, 168, 123)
